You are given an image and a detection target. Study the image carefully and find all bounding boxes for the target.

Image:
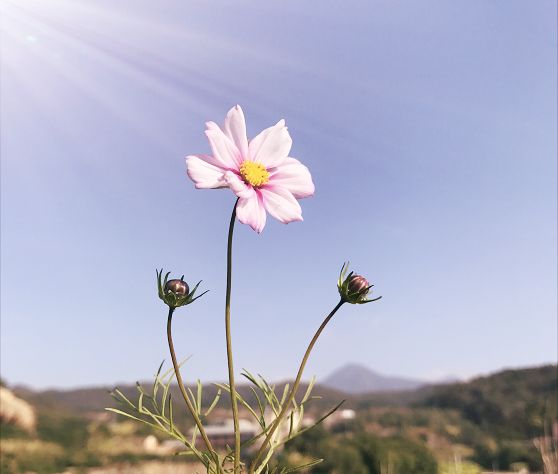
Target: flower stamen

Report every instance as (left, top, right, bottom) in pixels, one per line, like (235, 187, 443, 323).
(239, 161, 269, 187)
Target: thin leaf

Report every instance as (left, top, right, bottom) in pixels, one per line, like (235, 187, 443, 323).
(169, 394, 174, 434)
(187, 387, 198, 413)
(196, 379, 202, 415)
(215, 383, 260, 423)
(297, 405, 305, 432)
(284, 400, 346, 444)
(248, 386, 267, 428)
(113, 389, 135, 409)
(152, 360, 165, 398)
(190, 424, 199, 447)
(301, 377, 316, 405)
(105, 408, 157, 430)
(287, 410, 295, 438)
(204, 389, 222, 417)
(254, 446, 275, 474)
(283, 458, 324, 473)
(241, 370, 259, 386)
(280, 383, 290, 407)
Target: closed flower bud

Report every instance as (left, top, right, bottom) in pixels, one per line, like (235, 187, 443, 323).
(347, 275, 370, 297)
(157, 269, 208, 310)
(337, 262, 382, 305)
(165, 279, 189, 297)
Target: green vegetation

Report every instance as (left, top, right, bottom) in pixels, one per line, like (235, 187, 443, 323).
(279, 426, 438, 474)
(1, 413, 100, 474)
(416, 365, 556, 471)
(36, 413, 90, 451)
(418, 365, 557, 439)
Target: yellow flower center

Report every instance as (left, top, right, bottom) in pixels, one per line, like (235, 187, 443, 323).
(239, 161, 270, 187)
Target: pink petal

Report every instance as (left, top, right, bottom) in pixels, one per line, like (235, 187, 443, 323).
(236, 189, 267, 233)
(260, 185, 303, 224)
(205, 125, 242, 169)
(205, 121, 221, 133)
(248, 119, 292, 168)
(224, 170, 253, 199)
(224, 105, 249, 159)
(186, 155, 227, 189)
(268, 157, 315, 199)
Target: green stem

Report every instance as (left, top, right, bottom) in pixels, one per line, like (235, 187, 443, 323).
(248, 300, 345, 473)
(225, 199, 241, 473)
(166, 308, 220, 472)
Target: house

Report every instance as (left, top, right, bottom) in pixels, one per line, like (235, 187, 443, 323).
(189, 419, 260, 450)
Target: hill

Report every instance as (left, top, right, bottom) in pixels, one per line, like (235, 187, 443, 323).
(322, 363, 426, 394)
(416, 364, 557, 439)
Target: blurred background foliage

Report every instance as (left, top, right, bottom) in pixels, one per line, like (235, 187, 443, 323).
(1, 365, 556, 473)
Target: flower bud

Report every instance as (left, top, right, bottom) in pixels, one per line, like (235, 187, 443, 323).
(347, 275, 370, 297)
(157, 269, 208, 310)
(337, 262, 381, 305)
(165, 279, 189, 297)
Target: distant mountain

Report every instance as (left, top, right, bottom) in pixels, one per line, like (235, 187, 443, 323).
(322, 363, 426, 394)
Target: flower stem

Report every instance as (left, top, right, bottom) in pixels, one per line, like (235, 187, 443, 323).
(226, 199, 241, 473)
(248, 299, 345, 474)
(166, 308, 220, 472)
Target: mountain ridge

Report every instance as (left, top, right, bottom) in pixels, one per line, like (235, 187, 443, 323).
(322, 363, 427, 394)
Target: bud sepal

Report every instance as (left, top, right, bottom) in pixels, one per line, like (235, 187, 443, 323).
(157, 269, 208, 309)
(337, 262, 382, 304)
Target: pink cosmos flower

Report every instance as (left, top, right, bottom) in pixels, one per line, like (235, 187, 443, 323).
(186, 105, 315, 233)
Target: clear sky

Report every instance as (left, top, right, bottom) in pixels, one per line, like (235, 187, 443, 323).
(1, 0, 556, 389)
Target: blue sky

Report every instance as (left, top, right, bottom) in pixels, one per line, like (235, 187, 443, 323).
(1, 0, 556, 389)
